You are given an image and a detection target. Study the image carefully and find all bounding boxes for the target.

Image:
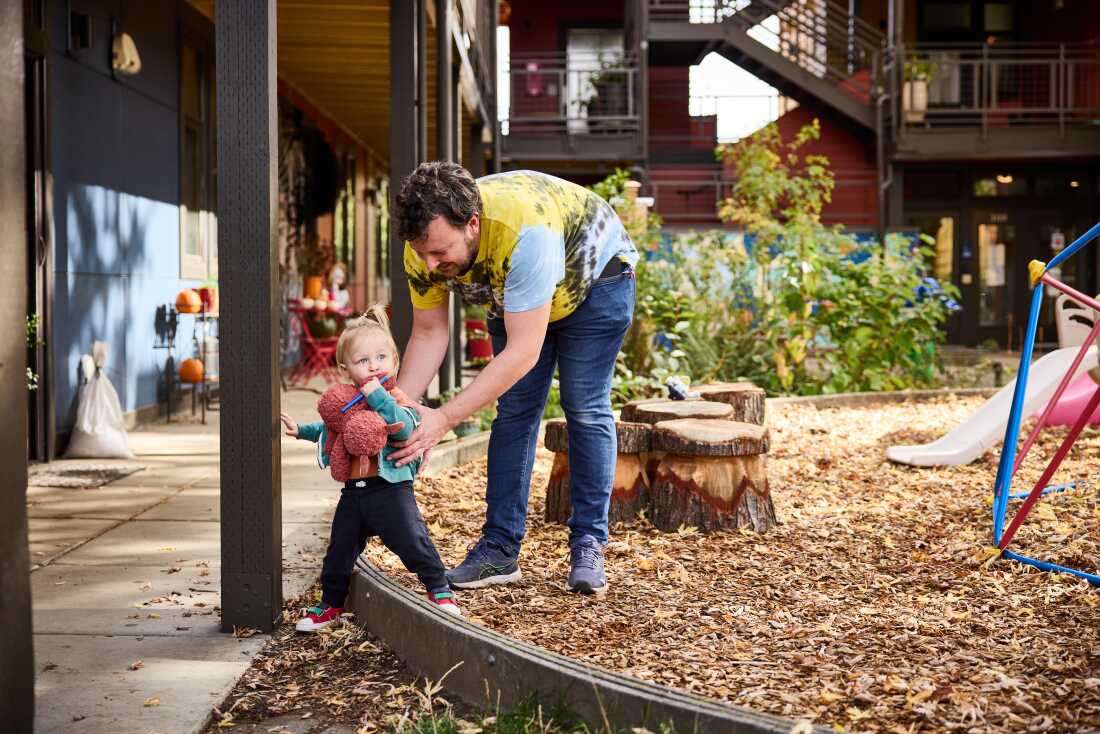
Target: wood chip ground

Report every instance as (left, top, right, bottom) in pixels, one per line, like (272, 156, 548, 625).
(369, 397, 1100, 733)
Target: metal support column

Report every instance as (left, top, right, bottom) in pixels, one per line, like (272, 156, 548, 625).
(390, 0, 425, 350)
(216, 0, 282, 632)
(1, 3, 34, 730)
(490, 0, 502, 173)
(437, 0, 456, 394)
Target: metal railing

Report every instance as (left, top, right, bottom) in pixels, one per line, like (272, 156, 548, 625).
(648, 0, 886, 104)
(643, 175, 734, 223)
(643, 168, 876, 224)
(648, 85, 783, 154)
(503, 53, 640, 136)
(889, 42, 1100, 135)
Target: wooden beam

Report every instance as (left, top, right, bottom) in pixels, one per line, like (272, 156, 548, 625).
(0, 0, 34, 728)
(389, 0, 423, 349)
(216, 0, 283, 633)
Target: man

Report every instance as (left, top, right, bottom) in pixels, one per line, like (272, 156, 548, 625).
(389, 162, 637, 595)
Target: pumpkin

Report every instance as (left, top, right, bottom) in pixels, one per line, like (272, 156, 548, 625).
(179, 358, 204, 383)
(299, 297, 315, 310)
(176, 289, 202, 314)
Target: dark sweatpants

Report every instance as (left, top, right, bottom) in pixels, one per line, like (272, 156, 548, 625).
(320, 476, 448, 608)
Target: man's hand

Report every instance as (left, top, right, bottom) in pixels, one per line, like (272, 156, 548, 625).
(279, 412, 299, 438)
(389, 403, 451, 467)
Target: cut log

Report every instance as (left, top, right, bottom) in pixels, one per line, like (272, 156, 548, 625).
(651, 419, 768, 456)
(629, 400, 732, 425)
(543, 420, 652, 524)
(651, 454, 776, 533)
(543, 419, 652, 454)
(544, 453, 648, 524)
(620, 397, 669, 423)
(648, 419, 776, 533)
(695, 381, 766, 425)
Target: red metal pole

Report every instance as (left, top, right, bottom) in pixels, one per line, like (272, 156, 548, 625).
(1040, 273, 1100, 314)
(998, 381, 1100, 550)
(1013, 317, 1100, 473)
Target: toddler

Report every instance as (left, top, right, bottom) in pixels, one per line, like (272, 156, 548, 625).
(280, 305, 460, 631)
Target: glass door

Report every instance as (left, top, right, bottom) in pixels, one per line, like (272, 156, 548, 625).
(974, 211, 1018, 347)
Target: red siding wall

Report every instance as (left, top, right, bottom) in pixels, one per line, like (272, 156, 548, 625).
(507, 0, 625, 53)
(720, 106, 878, 228)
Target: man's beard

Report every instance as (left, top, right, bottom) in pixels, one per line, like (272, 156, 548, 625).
(455, 232, 479, 277)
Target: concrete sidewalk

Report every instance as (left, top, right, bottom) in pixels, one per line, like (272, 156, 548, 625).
(28, 386, 340, 734)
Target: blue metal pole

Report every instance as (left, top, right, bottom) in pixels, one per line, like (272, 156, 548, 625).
(1047, 220, 1100, 270)
(1002, 550, 1100, 586)
(992, 284, 1045, 545)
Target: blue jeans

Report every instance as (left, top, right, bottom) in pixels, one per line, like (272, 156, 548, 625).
(483, 268, 636, 557)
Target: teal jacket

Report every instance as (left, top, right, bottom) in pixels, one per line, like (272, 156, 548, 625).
(297, 388, 422, 483)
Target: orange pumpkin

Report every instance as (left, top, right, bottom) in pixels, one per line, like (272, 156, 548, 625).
(179, 358, 204, 383)
(176, 289, 202, 314)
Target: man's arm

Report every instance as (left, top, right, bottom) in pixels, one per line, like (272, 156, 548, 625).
(396, 302, 451, 401)
(441, 303, 549, 425)
(389, 302, 550, 464)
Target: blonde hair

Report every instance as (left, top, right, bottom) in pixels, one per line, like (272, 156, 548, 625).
(336, 304, 400, 371)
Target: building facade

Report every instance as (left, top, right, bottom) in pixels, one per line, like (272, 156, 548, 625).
(499, 0, 1100, 346)
(23, 0, 499, 460)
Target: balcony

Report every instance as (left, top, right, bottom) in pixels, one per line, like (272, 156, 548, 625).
(889, 42, 1100, 159)
(501, 52, 644, 164)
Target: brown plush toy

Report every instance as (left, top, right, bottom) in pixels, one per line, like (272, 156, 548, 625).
(316, 383, 390, 483)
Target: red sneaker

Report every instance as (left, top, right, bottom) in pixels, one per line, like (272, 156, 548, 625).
(295, 604, 345, 632)
(426, 590, 463, 617)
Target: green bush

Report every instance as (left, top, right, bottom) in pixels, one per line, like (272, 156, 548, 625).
(592, 121, 958, 399)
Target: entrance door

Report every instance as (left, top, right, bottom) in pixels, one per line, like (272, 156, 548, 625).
(1032, 217, 1093, 350)
(25, 0, 52, 461)
(969, 210, 1093, 349)
(973, 212, 1017, 346)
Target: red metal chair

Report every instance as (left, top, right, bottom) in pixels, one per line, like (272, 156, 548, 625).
(288, 305, 340, 386)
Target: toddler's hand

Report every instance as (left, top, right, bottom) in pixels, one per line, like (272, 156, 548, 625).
(279, 412, 299, 438)
(359, 379, 383, 398)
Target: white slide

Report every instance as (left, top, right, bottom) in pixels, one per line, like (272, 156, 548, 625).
(886, 346, 1099, 466)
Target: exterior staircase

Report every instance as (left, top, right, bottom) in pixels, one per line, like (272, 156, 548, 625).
(647, 0, 884, 131)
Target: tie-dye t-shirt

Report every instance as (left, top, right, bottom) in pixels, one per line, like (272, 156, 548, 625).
(404, 170, 639, 323)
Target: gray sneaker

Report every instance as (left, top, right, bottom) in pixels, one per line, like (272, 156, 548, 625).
(567, 536, 607, 595)
(446, 538, 522, 589)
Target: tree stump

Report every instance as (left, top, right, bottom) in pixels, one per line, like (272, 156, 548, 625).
(695, 381, 766, 425)
(629, 399, 733, 425)
(649, 419, 776, 533)
(620, 397, 669, 423)
(543, 419, 652, 524)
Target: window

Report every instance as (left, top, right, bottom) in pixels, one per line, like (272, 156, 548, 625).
(983, 3, 1014, 33)
(973, 174, 1026, 198)
(180, 41, 217, 280)
(923, 3, 972, 31)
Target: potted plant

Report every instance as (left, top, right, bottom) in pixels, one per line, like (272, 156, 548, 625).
(464, 304, 493, 366)
(294, 231, 335, 299)
(902, 56, 935, 124)
(581, 56, 631, 127)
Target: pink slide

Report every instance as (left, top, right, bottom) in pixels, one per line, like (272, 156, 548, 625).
(1039, 372, 1100, 427)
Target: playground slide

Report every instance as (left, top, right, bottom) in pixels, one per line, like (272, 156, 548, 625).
(886, 345, 1099, 467)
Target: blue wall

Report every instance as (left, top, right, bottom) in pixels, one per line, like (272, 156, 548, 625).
(50, 0, 205, 431)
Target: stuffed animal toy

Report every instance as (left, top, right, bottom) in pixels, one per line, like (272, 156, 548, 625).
(316, 383, 389, 482)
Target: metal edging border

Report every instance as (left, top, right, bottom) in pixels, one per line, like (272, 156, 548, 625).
(349, 559, 829, 734)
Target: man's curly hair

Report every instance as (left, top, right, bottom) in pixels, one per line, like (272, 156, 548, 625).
(394, 161, 482, 242)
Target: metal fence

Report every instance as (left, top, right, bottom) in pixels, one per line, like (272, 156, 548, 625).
(503, 52, 640, 136)
(891, 42, 1100, 134)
